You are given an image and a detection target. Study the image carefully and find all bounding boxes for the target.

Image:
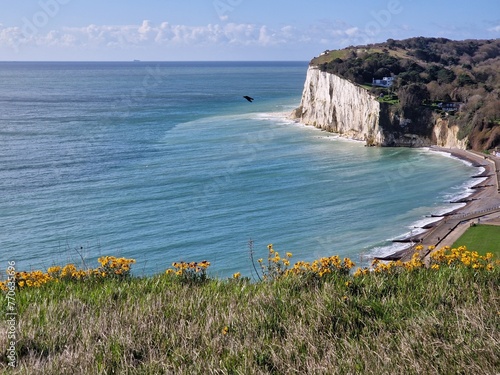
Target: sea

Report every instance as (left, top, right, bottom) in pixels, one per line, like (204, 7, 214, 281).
(0, 61, 480, 278)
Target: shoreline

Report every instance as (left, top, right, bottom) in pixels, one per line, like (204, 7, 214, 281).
(376, 146, 500, 262)
(284, 114, 499, 262)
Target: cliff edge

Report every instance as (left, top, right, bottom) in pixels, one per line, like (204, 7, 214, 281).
(290, 66, 383, 145)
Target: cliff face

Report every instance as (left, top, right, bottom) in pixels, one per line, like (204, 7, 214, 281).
(290, 66, 466, 148)
(432, 119, 468, 149)
(290, 67, 383, 145)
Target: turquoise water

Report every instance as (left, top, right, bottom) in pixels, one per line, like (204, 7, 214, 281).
(0, 62, 477, 278)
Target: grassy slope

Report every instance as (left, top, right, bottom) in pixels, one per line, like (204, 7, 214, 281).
(1, 266, 499, 374)
(311, 46, 414, 66)
(452, 224, 500, 257)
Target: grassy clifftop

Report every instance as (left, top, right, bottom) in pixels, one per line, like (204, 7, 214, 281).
(311, 37, 500, 151)
(1, 246, 499, 374)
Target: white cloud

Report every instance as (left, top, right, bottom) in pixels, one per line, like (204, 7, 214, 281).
(138, 20, 154, 41)
(345, 27, 359, 36)
(258, 26, 271, 45)
(0, 26, 25, 49)
(0, 19, 370, 51)
(488, 25, 500, 33)
(0, 19, 417, 56)
(0, 20, 300, 50)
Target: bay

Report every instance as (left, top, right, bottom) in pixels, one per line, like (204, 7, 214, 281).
(0, 61, 476, 278)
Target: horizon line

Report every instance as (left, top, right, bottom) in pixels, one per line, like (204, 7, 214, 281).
(0, 59, 311, 63)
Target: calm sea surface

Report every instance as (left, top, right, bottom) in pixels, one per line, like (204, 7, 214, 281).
(0, 61, 478, 278)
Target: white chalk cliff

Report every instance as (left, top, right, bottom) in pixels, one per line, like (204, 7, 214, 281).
(433, 119, 468, 149)
(290, 66, 383, 145)
(290, 66, 467, 148)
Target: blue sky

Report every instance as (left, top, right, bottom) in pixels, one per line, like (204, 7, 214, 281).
(1, 0, 499, 61)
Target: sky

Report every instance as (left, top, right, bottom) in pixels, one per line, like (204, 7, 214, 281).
(1, 0, 499, 61)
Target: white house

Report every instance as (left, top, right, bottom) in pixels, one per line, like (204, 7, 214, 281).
(372, 76, 394, 88)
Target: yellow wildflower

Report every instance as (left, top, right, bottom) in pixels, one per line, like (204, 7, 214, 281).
(198, 260, 210, 269)
(353, 268, 363, 277)
(47, 266, 61, 274)
(343, 258, 355, 269)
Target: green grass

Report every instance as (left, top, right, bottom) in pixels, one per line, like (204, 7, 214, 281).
(452, 224, 500, 257)
(310, 49, 350, 65)
(376, 96, 399, 105)
(1, 261, 499, 374)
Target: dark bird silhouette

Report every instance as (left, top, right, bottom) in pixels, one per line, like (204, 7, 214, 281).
(243, 96, 254, 102)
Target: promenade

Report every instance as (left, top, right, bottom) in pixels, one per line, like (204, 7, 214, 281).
(377, 147, 500, 262)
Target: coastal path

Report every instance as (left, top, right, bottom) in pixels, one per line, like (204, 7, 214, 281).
(420, 205, 500, 256)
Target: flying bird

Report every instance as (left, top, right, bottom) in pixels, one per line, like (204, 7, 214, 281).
(243, 96, 254, 102)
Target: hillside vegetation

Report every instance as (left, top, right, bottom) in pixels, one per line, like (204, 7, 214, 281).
(1, 246, 499, 374)
(312, 37, 500, 150)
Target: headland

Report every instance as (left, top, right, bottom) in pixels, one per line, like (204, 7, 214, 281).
(291, 37, 500, 262)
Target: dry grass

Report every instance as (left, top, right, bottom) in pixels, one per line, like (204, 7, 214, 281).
(1, 251, 499, 374)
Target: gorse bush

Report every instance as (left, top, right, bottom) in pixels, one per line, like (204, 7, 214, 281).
(165, 260, 210, 284)
(430, 245, 495, 270)
(254, 244, 356, 282)
(0, 256, 135, 291)
(256, 244, 294, 280)
(97, 256, 136, 278)
(1, 245, 497, 291)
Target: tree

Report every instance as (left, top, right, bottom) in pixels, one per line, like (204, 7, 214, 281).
(398, 84, 430, 117)
(437, 68, 456, 84)
(374, 67, 391, 79)
(457, 73, 476, 87)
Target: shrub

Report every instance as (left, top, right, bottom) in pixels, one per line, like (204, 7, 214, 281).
(165, 260, 210, 284)
(0, 256, 136, 291)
